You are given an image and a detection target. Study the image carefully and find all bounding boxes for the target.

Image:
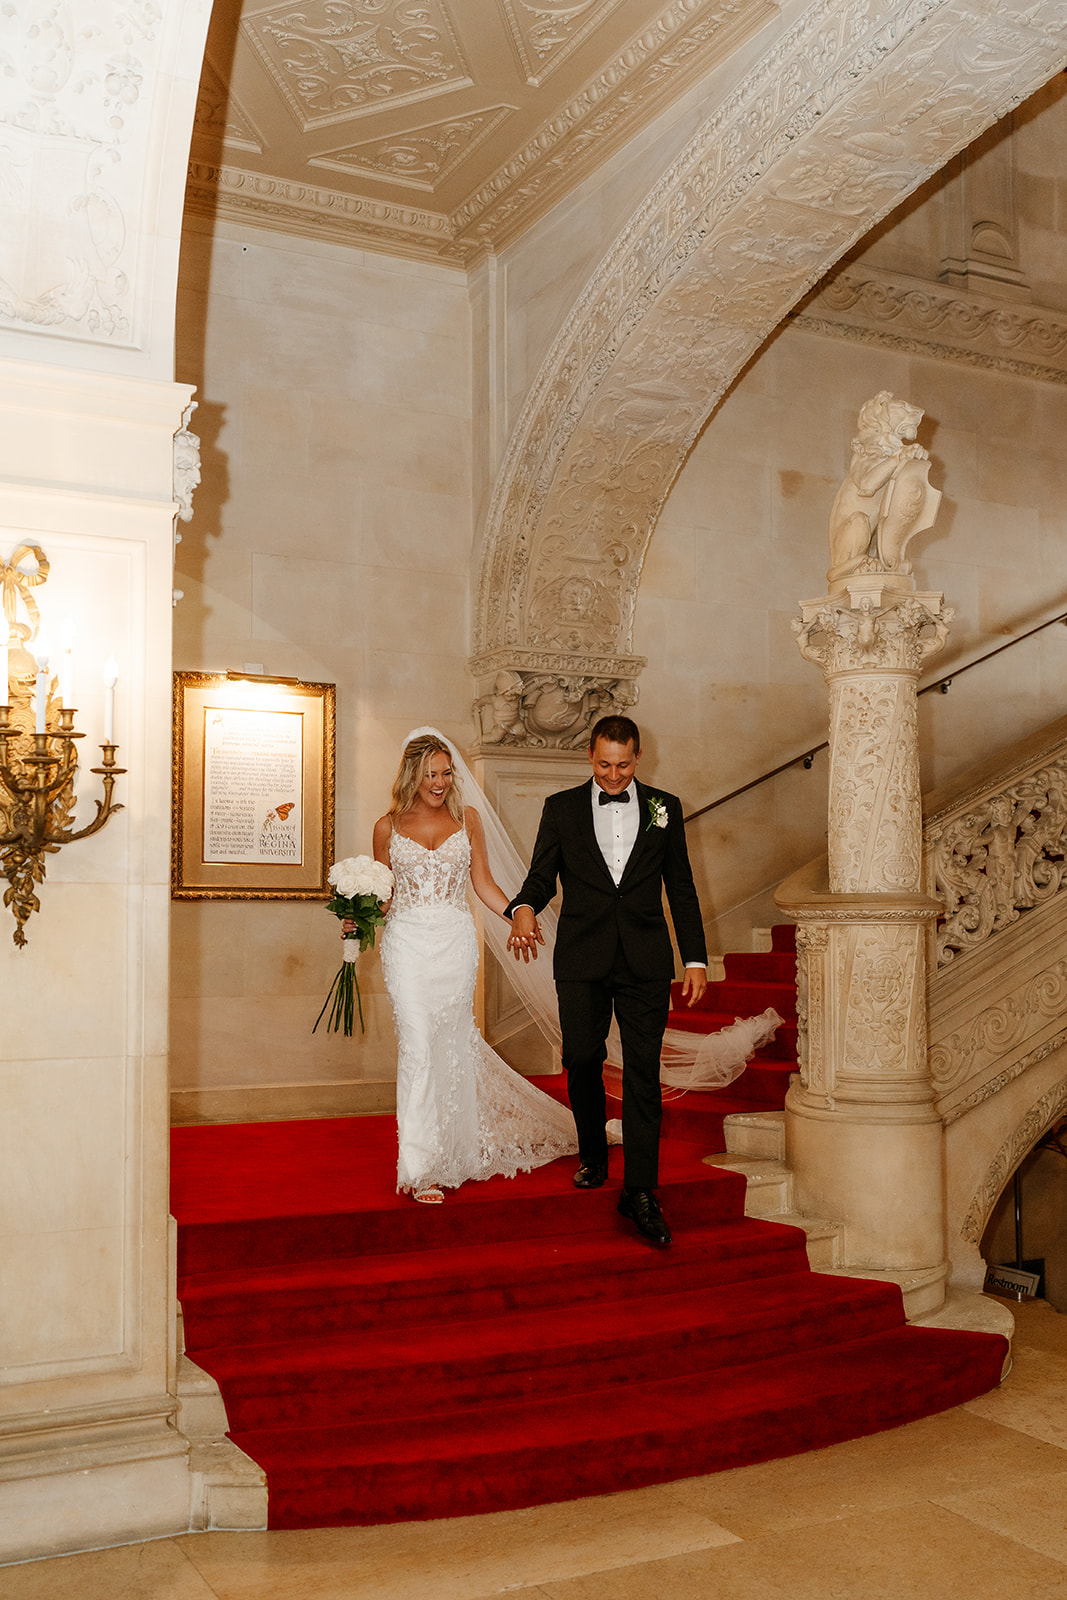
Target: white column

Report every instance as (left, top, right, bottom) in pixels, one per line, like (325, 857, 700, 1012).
(0, 364, 196, 1558)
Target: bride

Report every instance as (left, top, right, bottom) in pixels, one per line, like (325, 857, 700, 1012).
(373, 731, 577, 1203)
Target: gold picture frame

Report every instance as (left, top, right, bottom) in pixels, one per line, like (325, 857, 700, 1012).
(171, 671, 336, 900)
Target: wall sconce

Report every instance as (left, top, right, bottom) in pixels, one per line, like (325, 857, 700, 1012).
(0, 543, 125, 948)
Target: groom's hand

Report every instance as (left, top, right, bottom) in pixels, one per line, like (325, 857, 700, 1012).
(680, 966, 707, 1006)
(507, 906, 543, 962)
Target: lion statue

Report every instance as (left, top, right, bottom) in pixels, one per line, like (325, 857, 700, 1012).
(827, 391, 941, 595)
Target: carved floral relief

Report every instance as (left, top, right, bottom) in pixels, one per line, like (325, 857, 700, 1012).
(500, 0, 619, 85)
(841, 925, 925, 1081)
(931, 763, 1067, 964)
(827, 676, 923, 894)
(930, 958, 1067, 1096)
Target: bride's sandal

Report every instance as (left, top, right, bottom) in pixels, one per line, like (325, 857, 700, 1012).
(414, 1185, 444, 1204)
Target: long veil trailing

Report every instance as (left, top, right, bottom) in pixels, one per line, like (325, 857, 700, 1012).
(403, 728, 783, 1093)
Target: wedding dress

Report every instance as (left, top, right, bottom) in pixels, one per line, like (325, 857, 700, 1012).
(380, 825, 578, 1194)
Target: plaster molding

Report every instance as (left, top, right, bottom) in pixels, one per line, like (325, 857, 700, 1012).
(794, 263, 1067, 383)
(472, 0, 1067, 676)
(241, 0, 473, 133)
(960, 1071, 1067, 1242)
(0, 0, 167, 348)
(501, 0, 622, 87)
(186, 0, 777, 259)
(451, 0, 779, 247)
(945, 1029, 1067, 1124)
(184, 160, 458, 261)
(310, 107, 516, 191)
(469, 647, 647, 678)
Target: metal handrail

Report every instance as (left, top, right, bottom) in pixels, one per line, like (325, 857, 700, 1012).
(683, 607, 1067, 826)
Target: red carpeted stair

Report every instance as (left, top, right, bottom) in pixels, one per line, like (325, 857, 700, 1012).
(173, 1106, 1007, 1530)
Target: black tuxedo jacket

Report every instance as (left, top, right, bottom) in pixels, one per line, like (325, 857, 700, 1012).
(507, 778, 707, 982)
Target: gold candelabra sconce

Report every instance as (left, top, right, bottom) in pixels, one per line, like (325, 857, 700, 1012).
(0, 542, 125, 948)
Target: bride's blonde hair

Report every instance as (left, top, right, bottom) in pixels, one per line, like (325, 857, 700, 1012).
(389, 734, 464, 823)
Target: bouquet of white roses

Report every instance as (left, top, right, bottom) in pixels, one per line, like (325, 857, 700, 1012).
(313, 855, 395, 1036)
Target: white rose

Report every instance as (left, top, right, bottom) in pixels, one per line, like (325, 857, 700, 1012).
(329, 855, 394, 900)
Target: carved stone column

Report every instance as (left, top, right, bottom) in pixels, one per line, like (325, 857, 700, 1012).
(780, 582, 951, 1305)
(777, 394, 953, 1312)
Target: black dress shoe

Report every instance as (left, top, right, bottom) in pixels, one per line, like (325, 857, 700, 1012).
(618, 1187, 672, 1245)
(572, 1161, 609, 1189)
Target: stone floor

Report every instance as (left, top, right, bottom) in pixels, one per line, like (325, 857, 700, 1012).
(5, 1298, 1067, 1600)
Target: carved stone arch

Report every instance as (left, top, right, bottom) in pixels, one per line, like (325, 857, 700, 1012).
(960, 1070, 1067, 1247)
(470, 0, 1067, 746)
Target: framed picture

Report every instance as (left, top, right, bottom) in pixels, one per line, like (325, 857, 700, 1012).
(171, 671, 335, 900)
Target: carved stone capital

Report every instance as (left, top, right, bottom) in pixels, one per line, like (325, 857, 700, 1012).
(471, 660, 641, 751)
(793, 591, 952, 678)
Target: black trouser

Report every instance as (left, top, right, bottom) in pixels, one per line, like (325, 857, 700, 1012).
(556, 952, 670, 1189)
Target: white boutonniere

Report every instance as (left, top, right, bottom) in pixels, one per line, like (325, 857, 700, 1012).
(646, 795, 669, 831)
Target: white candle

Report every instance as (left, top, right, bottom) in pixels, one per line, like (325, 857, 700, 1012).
(60, 618, 76, 707)
(34, 632, 52, 734)
(0, 637, 8, 706)
(103, 655, 118, 744)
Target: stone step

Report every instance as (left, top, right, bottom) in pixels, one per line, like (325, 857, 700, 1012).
(705, 1150, 842, 1269)
(177, 1309, 268, 1533)
(779, 1213, 843, 1270)
(723, 1110, 785, 1160)
(821, 1263, 950, 1321)
(704, 1153, 791, 1218)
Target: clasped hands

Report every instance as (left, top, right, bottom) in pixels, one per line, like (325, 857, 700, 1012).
(506, 906, 543, 963)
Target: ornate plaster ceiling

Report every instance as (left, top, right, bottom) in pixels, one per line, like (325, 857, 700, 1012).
(186, 0, 778, 262)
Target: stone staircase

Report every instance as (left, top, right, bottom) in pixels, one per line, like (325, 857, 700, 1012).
(706, 1113, 964, 1320)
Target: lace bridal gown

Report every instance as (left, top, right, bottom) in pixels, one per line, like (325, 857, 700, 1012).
(379, 825, 578, 1195)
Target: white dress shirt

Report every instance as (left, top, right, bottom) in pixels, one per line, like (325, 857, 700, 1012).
(592, 779, 639, 885)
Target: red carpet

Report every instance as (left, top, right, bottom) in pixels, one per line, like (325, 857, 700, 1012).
(173, 1103, 1008, 1529)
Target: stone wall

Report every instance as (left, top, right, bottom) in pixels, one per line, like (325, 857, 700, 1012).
(171, 221, 473, 1115)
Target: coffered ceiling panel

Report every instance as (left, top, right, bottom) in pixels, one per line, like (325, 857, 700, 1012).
(187, 0, 779, 261)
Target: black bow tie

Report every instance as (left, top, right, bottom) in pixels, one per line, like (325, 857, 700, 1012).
(598, 789, 630, 805)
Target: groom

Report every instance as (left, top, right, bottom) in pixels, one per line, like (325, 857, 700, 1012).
(506, 715, 707, 1245)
